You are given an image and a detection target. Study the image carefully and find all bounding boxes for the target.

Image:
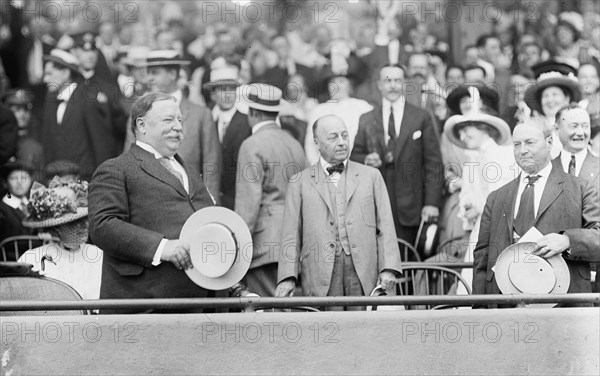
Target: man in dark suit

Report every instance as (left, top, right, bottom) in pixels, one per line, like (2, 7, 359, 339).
(552, 104, 600, 293)
(145, 50, 221, 201)
(41, 49, 117, 182)
(88, 92, 215, 313)
(204, 64, 251, 210)
(473, 122, 600, 307)
(351, 65, 444, 251)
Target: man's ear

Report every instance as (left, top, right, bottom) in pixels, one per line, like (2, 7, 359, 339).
(135, 117, 145, 134)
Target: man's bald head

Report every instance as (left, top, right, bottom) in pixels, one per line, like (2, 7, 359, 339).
(313, 115, 350, 164)
(512, 122, 553, 174)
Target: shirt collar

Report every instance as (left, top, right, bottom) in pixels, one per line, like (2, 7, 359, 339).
(561, 148, 588, 162)
(252, 120, 277, 134)
(382, 97, 405, 112)
(212, 105, 237, 122)
(57, 82, 78, 102)
(523, 161, 553, 182)
(136, 140, 166, 159)
(2, 194, 25, 209)
(319, 156, 348, 174)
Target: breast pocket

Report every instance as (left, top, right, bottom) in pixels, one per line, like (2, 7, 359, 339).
(360, 195, 376, 228)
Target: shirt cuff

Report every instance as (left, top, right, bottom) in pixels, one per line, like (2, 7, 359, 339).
(152, 239, 168, 266)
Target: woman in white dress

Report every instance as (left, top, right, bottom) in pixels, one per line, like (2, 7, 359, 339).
(18, 178, 103, 300)
(443, 88, 516, 294)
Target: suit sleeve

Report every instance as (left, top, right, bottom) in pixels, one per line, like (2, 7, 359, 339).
(277, 173, 303, 283)
(373, 169, 402, 275)
(84, 101, 116, 167)
(234, 140, 262, 232)
(350, 114, 369, 164)
(200, 108, 221, 203)
(421, 112, 444, 208)
(564, 179, 600, 261)
(472, 190, 495, 297)
(88, 159, 164, 267)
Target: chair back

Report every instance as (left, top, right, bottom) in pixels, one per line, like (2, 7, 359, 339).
(398, 238, 421, 262)
(1, 235, 61, 262)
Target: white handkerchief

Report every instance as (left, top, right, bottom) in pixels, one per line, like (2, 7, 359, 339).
(518, 227, 543, 244)
(412, 130, 422, 140)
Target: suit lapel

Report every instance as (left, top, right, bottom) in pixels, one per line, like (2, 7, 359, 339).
(536, 166, 564, 221)
(580, 152, 599, 182)
(310, 165, 334, 216)
(502, 176, 521, 232)
(132, 145, 189, 198)
(393, 103, 415, 159)
(345, 162, 360, 204)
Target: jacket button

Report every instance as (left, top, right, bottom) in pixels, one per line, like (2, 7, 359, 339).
(329, 244, 335, 248)
(330, 221, 334, 225)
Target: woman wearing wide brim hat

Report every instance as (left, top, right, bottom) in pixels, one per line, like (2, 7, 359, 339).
(18, 178, 103, 299)
(442, 88, 516, 294)
(524, 60, 582, 158)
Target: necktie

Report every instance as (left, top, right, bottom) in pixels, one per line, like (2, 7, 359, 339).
(568, 155, 576, 176)
(56, 99, 66, 125)
(514, 175, 541, 236)
(388, 106, 396, 146)
(326, 163, 345, 175)
(159, 157, 185, 188)
(18, 200, 29, 218)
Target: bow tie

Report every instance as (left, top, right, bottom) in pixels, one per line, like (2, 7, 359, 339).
(326, 163, 345, 175)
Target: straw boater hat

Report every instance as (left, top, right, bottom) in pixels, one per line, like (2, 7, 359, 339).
(524, 61, 582, 115)
(180, 207, 252, 290)
(203, 65, 242, 90)
(42, 49, 80, 74)
(2, 89, 34, 109)
(22, 179, 88, 229)
(494, 242, 570, 308)
(245, 83, 282, 112)
(142, 50, 190, 67)
(443, 87, 512, 149)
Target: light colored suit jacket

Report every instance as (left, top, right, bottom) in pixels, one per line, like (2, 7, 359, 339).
(235, 123, 306, 268)
(278, 160, 403, 297)
(178, 97, 221, 202)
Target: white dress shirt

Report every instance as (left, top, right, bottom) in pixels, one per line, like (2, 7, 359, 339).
(560, 148, 588, 177)
(382, 97, 405, 145)
(136, 140, 190, 266)
(320, 156, 347, 187)
(56, 82, 78, 125)
(513, 162, 553, 219)
(2, 194, 27, 210)
(212, 105, 237, 143)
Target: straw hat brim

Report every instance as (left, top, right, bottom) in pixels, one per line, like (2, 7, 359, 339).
(22, 207, 88, 229)
(203, 79, 241, 89)
(443, 113, 512, 150)
(180, 206, 252, 290)
(42, 55, 80, 73)
(494, 242, 570, 308)
(524, 78, 582, 115)
(141, 60, 191, 67)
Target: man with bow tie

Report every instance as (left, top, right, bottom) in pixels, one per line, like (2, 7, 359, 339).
(472, 122, 600, 308)
(276, 115, 402, 309)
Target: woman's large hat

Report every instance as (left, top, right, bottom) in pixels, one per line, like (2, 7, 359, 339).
(445, 84, 500, 115)
(22, 179, 88, 229)
(180, 207, 252, 290)
(524, 61, 582, 115)
(443, 87, 511, 150)
(494, 242, 570, 308)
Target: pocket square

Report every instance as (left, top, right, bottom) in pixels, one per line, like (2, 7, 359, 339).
(412, 130, 422, 140)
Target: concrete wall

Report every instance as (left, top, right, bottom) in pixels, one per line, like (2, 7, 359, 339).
(1, 308, 598, 375)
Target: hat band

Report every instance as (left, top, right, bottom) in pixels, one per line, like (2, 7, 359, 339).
(145, 58, 181, 66)
(248, 93, 280, 108)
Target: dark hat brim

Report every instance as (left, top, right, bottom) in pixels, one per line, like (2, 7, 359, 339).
(0, 161, 34, 179)
(446, 85, 500, 115)
(524, 78, 582, 115)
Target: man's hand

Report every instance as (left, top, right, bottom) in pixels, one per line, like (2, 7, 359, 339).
(275, 278, 296, 297)
(533, 233, 570, 258)
(421, 205, 439, 222)
(377, 270, 397, 292)
(365, 152, 383, 168)
(161, 240, 193, 270)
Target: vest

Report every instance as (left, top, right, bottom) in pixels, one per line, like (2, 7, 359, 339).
(326, 172, 351, 255)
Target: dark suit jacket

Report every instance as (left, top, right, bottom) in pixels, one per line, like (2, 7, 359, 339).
(472, 165, 600, 307)
(0, 106, 17, 165)
(42, 83, 117, 181)
(0, 201, 33, 259)
(88, 144, 215, 308)
(552, 152, 600, 188)
(351, 102, 444, 227)
(220, 110, 251, 210)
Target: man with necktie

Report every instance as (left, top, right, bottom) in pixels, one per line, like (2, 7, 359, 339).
(552, 104, 600, 293)
(88, 92, 216, 313)
(351, 64, 444, 253)
(472, 122, 600, 308)
(276, 115, 402, 309)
